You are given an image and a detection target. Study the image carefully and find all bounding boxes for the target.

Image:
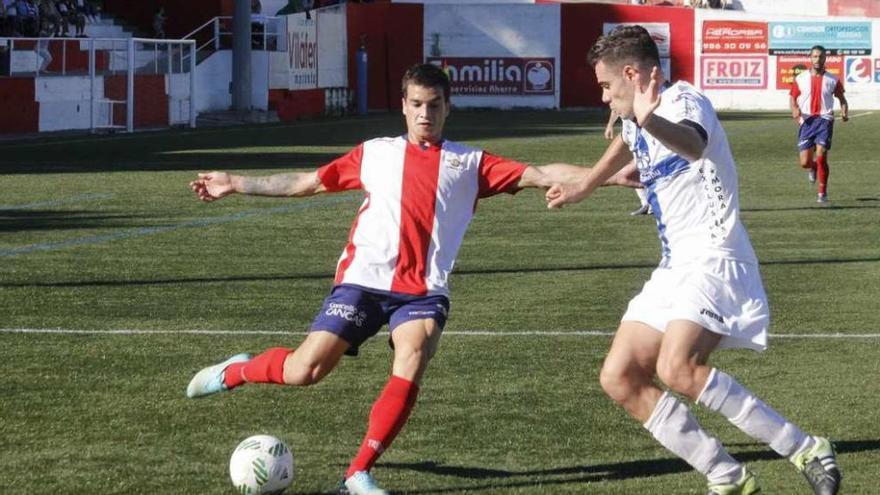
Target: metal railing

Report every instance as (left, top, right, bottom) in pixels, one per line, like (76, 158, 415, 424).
(182, 15, 284, 63)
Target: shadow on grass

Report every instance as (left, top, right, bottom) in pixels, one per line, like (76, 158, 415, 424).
(0, 210, 152, 233)
(0, 111, 595, 175)
(2, 257, 878, 288)
(379, 439, 877, 494)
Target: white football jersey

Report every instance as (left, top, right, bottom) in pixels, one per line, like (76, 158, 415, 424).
(620, 81, 757, 266)
(317, 136, 526, 297)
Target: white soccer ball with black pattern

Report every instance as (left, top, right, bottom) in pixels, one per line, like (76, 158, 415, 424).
(228, 434, 295, 495)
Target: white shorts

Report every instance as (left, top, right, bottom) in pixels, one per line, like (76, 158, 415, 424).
(621, 257, 769, 351)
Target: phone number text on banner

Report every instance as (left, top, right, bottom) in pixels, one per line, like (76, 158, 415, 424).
(702, 21, 768, 54)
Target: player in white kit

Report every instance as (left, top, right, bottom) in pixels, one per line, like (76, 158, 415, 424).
(546, 26, 840, 495)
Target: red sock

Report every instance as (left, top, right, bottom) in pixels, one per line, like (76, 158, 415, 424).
(223, 347, 292, 389)
(816, 155, 829, 195)
(345, 375, 419, 478)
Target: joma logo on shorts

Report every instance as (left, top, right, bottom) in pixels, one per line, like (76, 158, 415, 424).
(326, 303, 366, 327)
(700, 308, 724, 324)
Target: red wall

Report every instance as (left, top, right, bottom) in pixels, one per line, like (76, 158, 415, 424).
(105, 75, 169, 128)
(346, 2, 423, 111)
(0, 78, 39, 134)
(268, 88, 325, 121)
(45, 41, 109, 73)
(559, 3, 694, 107)
(829, 0, 880, 16)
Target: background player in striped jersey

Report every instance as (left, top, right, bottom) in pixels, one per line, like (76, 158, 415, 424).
(186, 63, 636, 495)
(790, 45, 849, 203)
(546, 26, 840, 495)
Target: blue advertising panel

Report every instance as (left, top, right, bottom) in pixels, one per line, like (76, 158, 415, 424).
(768, 22, 871, 55)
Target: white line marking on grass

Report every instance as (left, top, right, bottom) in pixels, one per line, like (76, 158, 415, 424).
(0, 192, 113, 211)
(840, 111, 874, 120)
(2, 328, 879, 339)
(0, 195, 354, 258)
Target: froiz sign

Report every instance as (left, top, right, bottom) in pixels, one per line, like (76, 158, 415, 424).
(427, 58, 555, 95)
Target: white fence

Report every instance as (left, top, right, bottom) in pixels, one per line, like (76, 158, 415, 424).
(0, 37, 196, 133)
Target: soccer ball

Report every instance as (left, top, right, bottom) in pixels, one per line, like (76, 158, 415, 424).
(229, 435, 295, 495)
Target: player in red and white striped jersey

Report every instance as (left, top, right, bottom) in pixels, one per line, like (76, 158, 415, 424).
(186, 63, 637, 495)
(789, 45, 849, 203)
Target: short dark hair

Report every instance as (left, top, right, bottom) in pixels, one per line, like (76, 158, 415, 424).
(402, 63, 450, 102)
(587, 25, 661, 69)
(810, 45, 826, 54)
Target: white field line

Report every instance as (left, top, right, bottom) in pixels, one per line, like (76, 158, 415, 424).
(1, 328, 879, 339)
(840, 111, 874, 120)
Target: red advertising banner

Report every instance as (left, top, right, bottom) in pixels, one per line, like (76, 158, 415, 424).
(702, 21, 768, 54)
(775, 55, 844, 90)
(701, 56, 767, 89)
(427, 57, 555, 96)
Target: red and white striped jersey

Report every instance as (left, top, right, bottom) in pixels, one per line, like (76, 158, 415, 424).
(790, 70, 844, 121)
(317, 136, 527, 297)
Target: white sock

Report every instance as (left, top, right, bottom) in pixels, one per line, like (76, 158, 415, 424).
(635, 187, 648, 206)
(697, 368, 814, 459)
(645, 391, 742, 484)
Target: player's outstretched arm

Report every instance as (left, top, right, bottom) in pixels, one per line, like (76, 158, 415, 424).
(519, 163, 589, 188)
(190, 170, 325, 202)
(545, 135, 632, 208)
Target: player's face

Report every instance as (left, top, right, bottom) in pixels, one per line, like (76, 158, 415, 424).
(402, 83, 449, 145)
(594, 60, 638, 120)
(810, 49, 826, 71)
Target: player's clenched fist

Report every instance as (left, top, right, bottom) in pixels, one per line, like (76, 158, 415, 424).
(545, 182, 585, 209)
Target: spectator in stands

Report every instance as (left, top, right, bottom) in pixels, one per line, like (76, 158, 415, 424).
(36, 24, 53, 72)
(77, 0, 96, 22)
(72, 0, 85, 36)
(152, 6, 165, 39)
(55, 0, 70, 36)
(39, 0, 61, 36)
(5, 0, 23, 36)
(16, 0, 37, 36)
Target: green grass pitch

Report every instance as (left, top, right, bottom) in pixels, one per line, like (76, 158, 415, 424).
(1, 109, 878, 494)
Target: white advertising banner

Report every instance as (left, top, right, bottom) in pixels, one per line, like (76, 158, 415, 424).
(694, 10, 880, 110)
(423, 4, 560, 108)
(269, 13, 317, 90)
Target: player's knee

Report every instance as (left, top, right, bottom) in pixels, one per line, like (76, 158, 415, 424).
(599, 364, 637, 403)
(656, 358, 698, 397)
